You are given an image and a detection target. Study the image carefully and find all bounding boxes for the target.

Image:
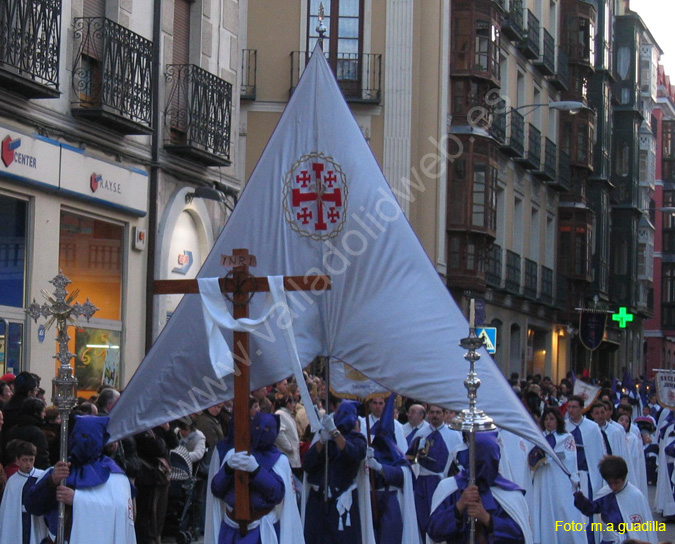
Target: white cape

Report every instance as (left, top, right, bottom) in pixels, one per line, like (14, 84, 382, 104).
(530, 433, 585, 544)
(428, 476, 533, 544)
(655, 417, 675, 515)
(594, 482, 658, 544)
(70, 472, 136, 544)
(0, 469, 48, 544)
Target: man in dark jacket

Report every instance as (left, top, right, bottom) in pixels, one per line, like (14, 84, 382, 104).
(5, 397, 49, 469)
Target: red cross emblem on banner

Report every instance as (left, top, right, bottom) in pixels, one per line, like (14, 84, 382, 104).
(284, 152, 348, 240)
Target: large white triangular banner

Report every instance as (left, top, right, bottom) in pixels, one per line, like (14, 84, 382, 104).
(108, 45, 558, 463)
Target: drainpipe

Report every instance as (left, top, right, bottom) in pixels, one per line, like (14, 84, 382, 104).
(145, 0, 162, 353)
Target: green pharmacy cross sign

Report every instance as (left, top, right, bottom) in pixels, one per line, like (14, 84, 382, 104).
(612, 307, 634, 328)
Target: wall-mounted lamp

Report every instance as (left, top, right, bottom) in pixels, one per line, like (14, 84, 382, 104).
(185, 184, 238, 212)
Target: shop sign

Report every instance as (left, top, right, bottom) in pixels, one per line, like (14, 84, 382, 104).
(60, 146, 148, 216)
(0, 128, 60, 189)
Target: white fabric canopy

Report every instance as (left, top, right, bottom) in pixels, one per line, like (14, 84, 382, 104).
(107, 44, 562, 467)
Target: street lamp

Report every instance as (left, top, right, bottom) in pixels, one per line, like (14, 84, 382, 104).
(510, 100, 589, 116)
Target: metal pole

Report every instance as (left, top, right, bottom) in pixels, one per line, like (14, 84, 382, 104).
(469, 429, 476, 544)
(26, 272, 98, 544)
(324, 356, 330, 502)
(449, 299, 495, 544)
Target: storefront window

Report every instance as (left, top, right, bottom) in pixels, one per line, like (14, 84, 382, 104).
(0, 195, 27, 308)
(59, 211, 123, 320)
(69, 326, 121, 391)
(59, 211, 123, 393)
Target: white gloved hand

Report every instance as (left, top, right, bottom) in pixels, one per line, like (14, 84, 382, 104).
(570, 473, 581, 492)
(366, 457, 382, 473)
(366, 447, 375, 460)
(237, 453, 259, 473)
(319, 428, 331, 444)
(322, 414, 337, 434)
(227, 451, 247, 470)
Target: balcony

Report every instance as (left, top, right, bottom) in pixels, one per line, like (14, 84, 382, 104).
(71, 17, 153, 135)
(556, 273, 568, 311)
(519, 10, 540, 60)
(536, 138, 557, 181)
(515, 123, 540, 170)
(502, 0, 524, 42)
(0, 0, 61, 99)
(290, 51, 381, 104)
(491, 107, 506, 144)
(540, 266, 553, 305)
(505, 250, 521, 294)
(548, 149, 571, 192)
(164, 64, 232, 166)
(241, 49, 257, 100)
(486, 243, 502, 287)
(534, 29, 555, 76)
(500, 109, 525, 157)
(550, 48, 569, 91)
(524, 258, 538, 299)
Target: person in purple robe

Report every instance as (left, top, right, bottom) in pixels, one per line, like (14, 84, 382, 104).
(209, 411, 294, 544)
(407, 404, 462, 537)
(425, 432, 530, 544)
(24, 415, 136, 544)
(365, 394, 416, 543)
(303, 400, 368, 544)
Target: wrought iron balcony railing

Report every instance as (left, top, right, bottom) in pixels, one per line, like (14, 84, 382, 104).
(536, 137, 557, 181)
(534, 29, 555, 76)
(491, 108, 506, 144)
(515, 123, 540, 170)
(500, 109, 525, 158)
(72, 17, 153, 134)
(241, 49, 257, 100)
(0, 0, 61, 98)
(164, 64, 232, 166)
(486, 243, 502, 287)
(502, 0, 524, 41)
(540, 266, 553, 305)
(290, 51, 381, 104)
(524, 258, 538, 299)
(550, 48, 569, 91)
(519, 10, 540, 60)
(505, 250, 521, 294)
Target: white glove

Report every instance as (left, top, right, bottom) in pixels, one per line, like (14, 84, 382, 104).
(570, 473, 581, 492)
(366, 457, 382, 473)
(319, 428, 331, 444)
(366, 447, 375, 460)
(226, 451, 244, 470)
(238, 453, 259, 473)
(227, 451, 259, 472)
(322, 414, 337, 434)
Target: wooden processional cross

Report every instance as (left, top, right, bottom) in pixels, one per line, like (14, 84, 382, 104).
(154, 248, 330, 530)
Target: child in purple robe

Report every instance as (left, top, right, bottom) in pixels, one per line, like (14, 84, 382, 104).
(573, 455, 657, 544)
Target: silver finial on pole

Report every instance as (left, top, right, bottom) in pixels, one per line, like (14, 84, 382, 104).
(26, 271, 98, 544)
(449, 298, 496, 544)
(316, 2, 327, 50)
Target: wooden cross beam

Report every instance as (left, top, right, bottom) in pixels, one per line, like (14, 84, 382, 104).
(154, 248, 330, 531)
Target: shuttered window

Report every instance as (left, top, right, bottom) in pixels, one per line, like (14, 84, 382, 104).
(83, 0, 105, 18)
(174, 0, 191, 65)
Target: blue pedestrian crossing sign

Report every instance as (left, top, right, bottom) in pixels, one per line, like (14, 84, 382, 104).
(476, 327, 497, 354)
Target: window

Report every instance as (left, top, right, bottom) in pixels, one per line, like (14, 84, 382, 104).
(0, 195, 27, 308)
(663, 264, 675, 328)
(59, 211, 124, 393)
(0, 194, 28, 375)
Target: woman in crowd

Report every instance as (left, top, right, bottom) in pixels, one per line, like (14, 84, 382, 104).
(529, 406, 585, 544)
